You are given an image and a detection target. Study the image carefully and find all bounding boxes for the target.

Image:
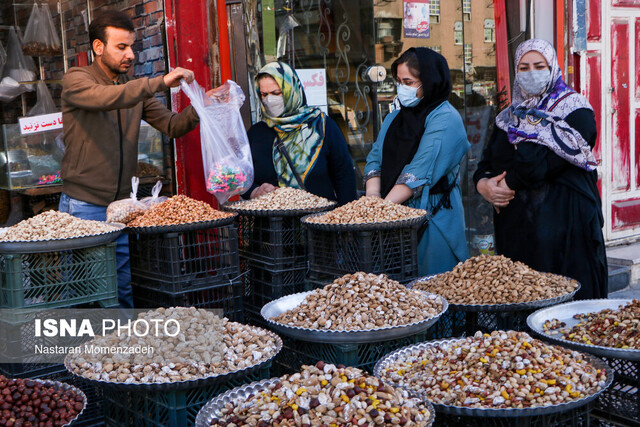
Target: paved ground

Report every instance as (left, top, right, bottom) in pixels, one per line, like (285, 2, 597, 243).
(608, 287, 640, 299)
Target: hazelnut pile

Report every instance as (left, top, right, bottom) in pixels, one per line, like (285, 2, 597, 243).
(0, 211, 120, 242)
(379, 331, 607, 409)
(413, 255, 579, 305)
(67, 307, 279, 384)
(543, 299, 640, 349)
(270, 273, 443, 331)
(0, 375, 84, 426)
(128, 195, 234, 227)
(304, 196, 425, 225)
(209, 362, 432, 426)
(227, 187, 334, 211)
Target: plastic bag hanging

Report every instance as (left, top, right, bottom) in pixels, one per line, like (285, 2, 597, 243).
(3, 27, 36, 84)
(106, 177, 148, 224)
(22, 3, 62, 56)
(180, 79, 254, 205)
(0, 39, 6, 79)
(140, 181, 168, 208)
(27, 81, 57, 116)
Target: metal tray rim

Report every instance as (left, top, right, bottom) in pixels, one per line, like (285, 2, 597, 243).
(0, 223, 125, 253)
(373, 337, 613, 418)
(63, 328, 282, 391)
(261, 290, 448, 344)
(222, 200, 336, 217)
(526, 298, 640, 361)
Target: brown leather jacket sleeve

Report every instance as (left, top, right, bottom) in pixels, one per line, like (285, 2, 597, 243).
(142, 96, 199, 138)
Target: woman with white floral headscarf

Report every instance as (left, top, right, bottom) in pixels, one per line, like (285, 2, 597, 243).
(473, 38, 607, 299)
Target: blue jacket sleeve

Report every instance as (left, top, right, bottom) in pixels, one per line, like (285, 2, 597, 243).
(325, 116, 358, 205)
(364, 111, 399, 178)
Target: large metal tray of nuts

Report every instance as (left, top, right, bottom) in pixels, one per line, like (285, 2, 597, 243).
(63, 330, 282, 392)
(261, 290, 448, 344)
(300, 211, 428, 231)
(195, 377, 436, 427)
(373, 338, 613, 418)
(33, 378, 88, 426)
(124, 213, 237, 234)
(0, 223, 125, 253)
(222, 200, 336, 216)
(407, 275, 581, 312)
(527, 299, 640, 361)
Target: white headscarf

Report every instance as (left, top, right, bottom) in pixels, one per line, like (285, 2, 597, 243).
(496, 39, 598, 171)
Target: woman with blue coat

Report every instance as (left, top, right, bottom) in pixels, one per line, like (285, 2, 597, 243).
(365, 47, 470, 275)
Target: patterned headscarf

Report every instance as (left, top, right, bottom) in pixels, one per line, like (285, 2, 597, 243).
(495, 39, 598, 171)
(256, 62, 325, 188)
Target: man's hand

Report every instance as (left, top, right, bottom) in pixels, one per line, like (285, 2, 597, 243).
(250, 183, 277, 199)
(164, 67, 195, 88)
(476, 171, 515, 212)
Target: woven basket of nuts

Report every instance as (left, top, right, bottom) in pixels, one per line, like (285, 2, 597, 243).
(528, 298, 640, 361)
(301, 196, 427, 231)
(409, 255, 581, 311)
(196, 362, 435, 427)
(64, 307, 283, 391)
(223, 187, 336, 216)
(0, 211, 124, 253)
(374, 331, 613, 418)
(262, 272, 448, 343)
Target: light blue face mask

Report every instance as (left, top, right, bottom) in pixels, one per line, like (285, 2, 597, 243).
(516, 69, 551, 96)
(396, 82, 423, 107)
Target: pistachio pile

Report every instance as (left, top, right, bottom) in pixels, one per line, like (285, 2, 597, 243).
(67, 307, 278, 384)
(128, 195, 234, 227)
(228, 187, 334, 211)
(0, 210, 120, 241)
(270, 273, 443, 331)
(305, 196, 425, 225)
(209, 362, 432, 426)
(380, 331, 607, 409)
(543, 299, 640, 349)
(413, 255, 579, 305)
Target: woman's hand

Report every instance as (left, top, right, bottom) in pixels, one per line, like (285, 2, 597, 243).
(476, 171, 515, 212)
(250, 183, 277, 199)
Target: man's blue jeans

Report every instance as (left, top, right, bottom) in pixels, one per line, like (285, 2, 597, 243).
(58, 193, 134, 308)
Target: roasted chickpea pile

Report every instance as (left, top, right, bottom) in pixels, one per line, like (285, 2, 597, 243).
(380, 331, 607, 409)
(543, 299, 640, 349)
(413, 255, 578, 305)
(210, 362, 432, 426)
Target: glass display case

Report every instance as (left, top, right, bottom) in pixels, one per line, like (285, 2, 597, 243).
(136, 122, 166, 179)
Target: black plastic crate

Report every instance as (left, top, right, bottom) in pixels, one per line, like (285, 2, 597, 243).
(273, 332, 427, 376)
(128, 223, 240, 292)
(425, 310, 467, 340)
(435, 400, 594, 426)
(102, 365, 271, 427)
(131, 279, 244, 322)
(306, 226, 419, 282)
(592, 357, 639, 426)
(237, 214, 307, 268)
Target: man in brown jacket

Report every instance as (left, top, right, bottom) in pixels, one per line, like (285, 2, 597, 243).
(59, 10, 210, 307)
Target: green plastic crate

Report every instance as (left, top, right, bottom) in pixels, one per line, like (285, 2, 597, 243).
(273, 332, 428, 376)
(102, 365, 271, 427)
(0, 243, 118, 320)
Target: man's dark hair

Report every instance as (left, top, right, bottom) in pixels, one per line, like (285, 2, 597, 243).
(391, 49, 420, 81)
(89, 10, 134, 51)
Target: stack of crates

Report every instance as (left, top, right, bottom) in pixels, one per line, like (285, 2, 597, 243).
(0, 240, 120, 426)
(592, 357, 639, 426)
(237, 213, 311, 324)
(128, 219, 243, 321)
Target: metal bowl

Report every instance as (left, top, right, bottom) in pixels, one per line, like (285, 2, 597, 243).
(0, 223, 125, 253)
(32, 378, 87, 426)
(527, 298, 640, 361)
(300, 211, 427, 231)
(222, 200, 336, 216)
(261, 290, 448, 344)
(373, 337, 613, 418)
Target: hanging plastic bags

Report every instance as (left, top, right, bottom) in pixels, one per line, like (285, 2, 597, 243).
(0, 39, 6, 80)
(0, 27, 36, 102)
(180, 79, 254, 205)
(22, 3, 62, 56)
(27, 81, 57, 116)
(106, 177, 148, 224)
(140, 181, 168, 208)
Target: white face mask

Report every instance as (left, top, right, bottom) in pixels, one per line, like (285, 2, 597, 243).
(262, 94, 285, 117)
(396, 82, 423, 107)
(516, 69, 551, 96)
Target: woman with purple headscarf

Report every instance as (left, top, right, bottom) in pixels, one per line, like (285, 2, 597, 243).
(473, 39, 607, 299)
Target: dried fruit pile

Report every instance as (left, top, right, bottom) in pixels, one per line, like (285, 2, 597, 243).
(379, 331, 607, 409)
(270, 272, 443, 331)
(227, 187, 334, 211)
(128, 195, 233, 227)
(413, 255, 578, 305)
(543, 299, 640, 349)
(209, 362, 432, 426)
